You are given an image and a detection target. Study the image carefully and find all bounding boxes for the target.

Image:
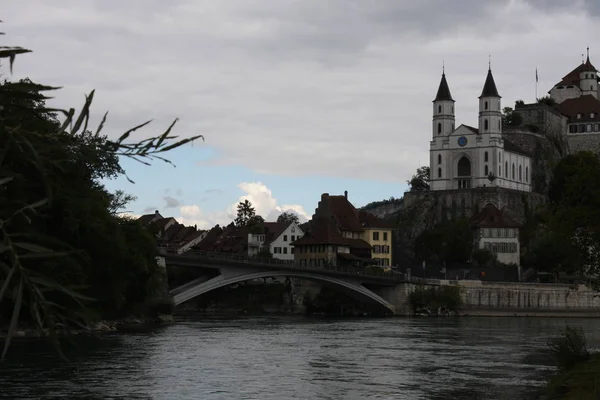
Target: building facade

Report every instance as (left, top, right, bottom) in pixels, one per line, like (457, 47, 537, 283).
(429, 69, 532, 193)
(471, 203, 522, 266)
(247, 222, 304, 261)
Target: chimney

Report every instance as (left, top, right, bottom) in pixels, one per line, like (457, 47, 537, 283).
(194, 224, 197, 231)
(321, 193, 329, 201)
(155, 210, 160, 215)
(344, 190, 348, 199)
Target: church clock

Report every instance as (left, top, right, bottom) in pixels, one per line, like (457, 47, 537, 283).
(458, 136, 467, 147)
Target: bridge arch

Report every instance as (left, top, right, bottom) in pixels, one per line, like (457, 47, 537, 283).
(172, 269, 395, 313)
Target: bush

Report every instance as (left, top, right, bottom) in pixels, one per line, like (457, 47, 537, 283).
(408, 285, 462, 314)
(548, 327, 590, 372)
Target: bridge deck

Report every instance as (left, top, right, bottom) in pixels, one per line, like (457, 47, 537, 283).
(162, 250, 430, 284)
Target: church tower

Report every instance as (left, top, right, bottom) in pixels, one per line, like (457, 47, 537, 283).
(478, 67, 502, 135)
(432, 71, 455, 138)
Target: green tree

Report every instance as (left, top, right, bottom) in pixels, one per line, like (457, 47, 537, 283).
(407, 166, 430, 192)
(235, 199, 256, 226)
(277, 211, 299, 226)
(0, 28, 203, 359)
(502, 106, 523, 127)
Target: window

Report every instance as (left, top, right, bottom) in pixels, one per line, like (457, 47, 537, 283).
(499, 120, 501, 130)
(383, 232, 388, 241)
(437, 123, 442, 134)
(484, 165, 489, 175)
(498, 164, 501, 176)
(438, 167, 442, 178)
(498, 151, 501, 161)
(291, 227, 295, 233)
(591, 113, 595, 118)
(579, 124, 586, 133)
(587, 124, 593, 132)
(484, 119, 489, 130)
(438, 105, 442, 113)
(577, 113, 582, 119)
(512, 163, 515, 180)
(485, 101, 488, 110)
(505, 161, 508, 177)
(519, 165, 522, 181)
(484, 151, 489, 162)
(595, 124, 600, 132)
(291, 235, 295, 241)
(283, 247, 287, 254)
(274, 247, 281, 253)
(569, 124, 578, 133)
(586, 74, 589, 79)
(373, 232, 380, 241)
(283, 235, 288, 242)
(525, 166, 529, 183)
(452, 123, 455, 131)
(438, 154, 442, 164)
(451, 105, 454, 114)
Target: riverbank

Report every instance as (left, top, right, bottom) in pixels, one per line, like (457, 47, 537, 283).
(460, 309, 600, 318)
(0, 314, 174, 339)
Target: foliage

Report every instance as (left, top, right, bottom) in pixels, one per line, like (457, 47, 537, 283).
(545, 327, 600, 400)
(407, 166, 430, 192)
(235, 199, 256, 227)
(256, 248, 273, 259)
(362, 196, 403, 211)
(0, 26, 203, 360)
(502, 106, 523, 127)
(408, 285, 462, 314)
(471, 248, 496, 267)
(414, 219, 473, 265)
(538, 95, 556, 106)
(277, 211, 299, 226)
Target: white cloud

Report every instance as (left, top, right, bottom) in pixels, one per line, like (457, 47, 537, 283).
(174, 181, 309, 229)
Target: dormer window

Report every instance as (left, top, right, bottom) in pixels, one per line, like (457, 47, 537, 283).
(577, 113, 582, 119)
(592, 113, 596, 119)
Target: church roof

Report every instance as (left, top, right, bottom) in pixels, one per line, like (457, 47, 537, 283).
(479, 69, 501, 98)
(470, 204, 521, 228)
(433, 73, 454, 102)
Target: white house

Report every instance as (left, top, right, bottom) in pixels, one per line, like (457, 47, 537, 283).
(247, 221, 304, 261)
(429, 68, 532, 192)
(471, 203, 522, 266)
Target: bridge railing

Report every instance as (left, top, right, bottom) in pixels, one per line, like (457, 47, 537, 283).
(162, 249, 429, 283)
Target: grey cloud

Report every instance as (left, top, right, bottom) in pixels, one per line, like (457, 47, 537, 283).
(204, 189, 224, 195)
(163, 196, 181, 208)
(142, 207, 157, 213)
(3, 1, 600, 183)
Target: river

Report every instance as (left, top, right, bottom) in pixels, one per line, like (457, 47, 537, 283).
(1, 316, 600, 399)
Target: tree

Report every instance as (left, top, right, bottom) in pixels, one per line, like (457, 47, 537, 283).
(502, 106, 523, 127)
(0, 27, 204, 359)
(235, 199, 256, 226)
(277, 211, 299, 226)
(407, 166, 430, 192)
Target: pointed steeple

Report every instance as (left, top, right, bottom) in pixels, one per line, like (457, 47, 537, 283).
(479, 68, 501, 98)
(434, 73, 454, 102)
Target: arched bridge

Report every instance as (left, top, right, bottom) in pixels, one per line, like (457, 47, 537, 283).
(161, 251, 424, 314)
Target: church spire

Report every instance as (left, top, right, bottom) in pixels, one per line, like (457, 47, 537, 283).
(433, 71, 454, 102)
(479, 68, 501, 98)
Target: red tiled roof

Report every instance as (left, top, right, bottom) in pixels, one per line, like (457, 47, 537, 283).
(556, 59, 597, 86)
(327, 195, 363, 231)
(291, 221, 371, 249)
(154, 217, 176, 230)
(470, 203, 521, 228)
(137, 213, 158, 225)
(358, 210, 395, 229)
(262, 222, 289, 246)
(556, 95, 600, 122)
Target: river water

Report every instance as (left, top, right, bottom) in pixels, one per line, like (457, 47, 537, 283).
(1, 317, 600, 400)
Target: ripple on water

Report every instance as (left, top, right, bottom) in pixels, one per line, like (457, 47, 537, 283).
(2, 317, 600, 399)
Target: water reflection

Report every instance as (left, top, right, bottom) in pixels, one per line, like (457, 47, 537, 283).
(1, 317, 600, 399)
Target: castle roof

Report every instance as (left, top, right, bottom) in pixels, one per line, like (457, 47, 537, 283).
(479, 69, 501, 98)
(556, 94, 600, 122)
(433, 73, 454, 102)
(555, 57, 598, 87)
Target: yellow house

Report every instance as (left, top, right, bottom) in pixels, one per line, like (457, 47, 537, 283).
(359, 211, 394, 268)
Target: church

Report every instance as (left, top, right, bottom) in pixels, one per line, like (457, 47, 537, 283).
(429, 68, 532, 193)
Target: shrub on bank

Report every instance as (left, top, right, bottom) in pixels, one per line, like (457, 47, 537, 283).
(408, 285, 462, 315)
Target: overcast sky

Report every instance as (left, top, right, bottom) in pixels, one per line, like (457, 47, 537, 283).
(3, 0, 600, 228)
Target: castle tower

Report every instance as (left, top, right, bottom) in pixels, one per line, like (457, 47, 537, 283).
(579, 48, 598, 99)
(478, 67, 502, 135)
(432, 71, 455, 137)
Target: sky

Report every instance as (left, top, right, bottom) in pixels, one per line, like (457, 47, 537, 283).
(3, 0, 600, 229)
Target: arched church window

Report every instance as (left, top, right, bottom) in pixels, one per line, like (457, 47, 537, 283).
(498, 120, 501, 130)
(438, 105, 442, 113)
(438, 167, 442, 178)
(451, 105, 454, 114)
(519, 165, 522, 181)
(485, 101, 488, 110)
(512, 163, 515, 180)
(498, 164, 501, 175)
(484, 165, 489, 176)
(498, 151, 501, 161)
(438, 154, 442, 164)
(452, 123, 455, 131)
(437, 123, 442, 134)
(457, 156, 471, 177)
(526, 166, 529, 182)
(484, 119, 489, 130)
(484, 151, 488, 162)
(505, 161, 508, 177)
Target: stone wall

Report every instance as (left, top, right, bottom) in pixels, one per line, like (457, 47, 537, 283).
(567, 133, 600, 154)
(387, 281, 600, 316)
(404, 186, 545, 225)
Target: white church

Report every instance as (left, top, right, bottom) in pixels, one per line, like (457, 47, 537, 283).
(429, 68, 532, 193)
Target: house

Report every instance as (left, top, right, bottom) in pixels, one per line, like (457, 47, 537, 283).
(247, 221, 304, 261)
(292, 192, 393, 268)
(138, 212, 208, 254)
(136, 210, 163, 225)
(470, 203, 521, 266)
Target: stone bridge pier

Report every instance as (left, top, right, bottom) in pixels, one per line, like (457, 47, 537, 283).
(372, 284, 412, 316)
